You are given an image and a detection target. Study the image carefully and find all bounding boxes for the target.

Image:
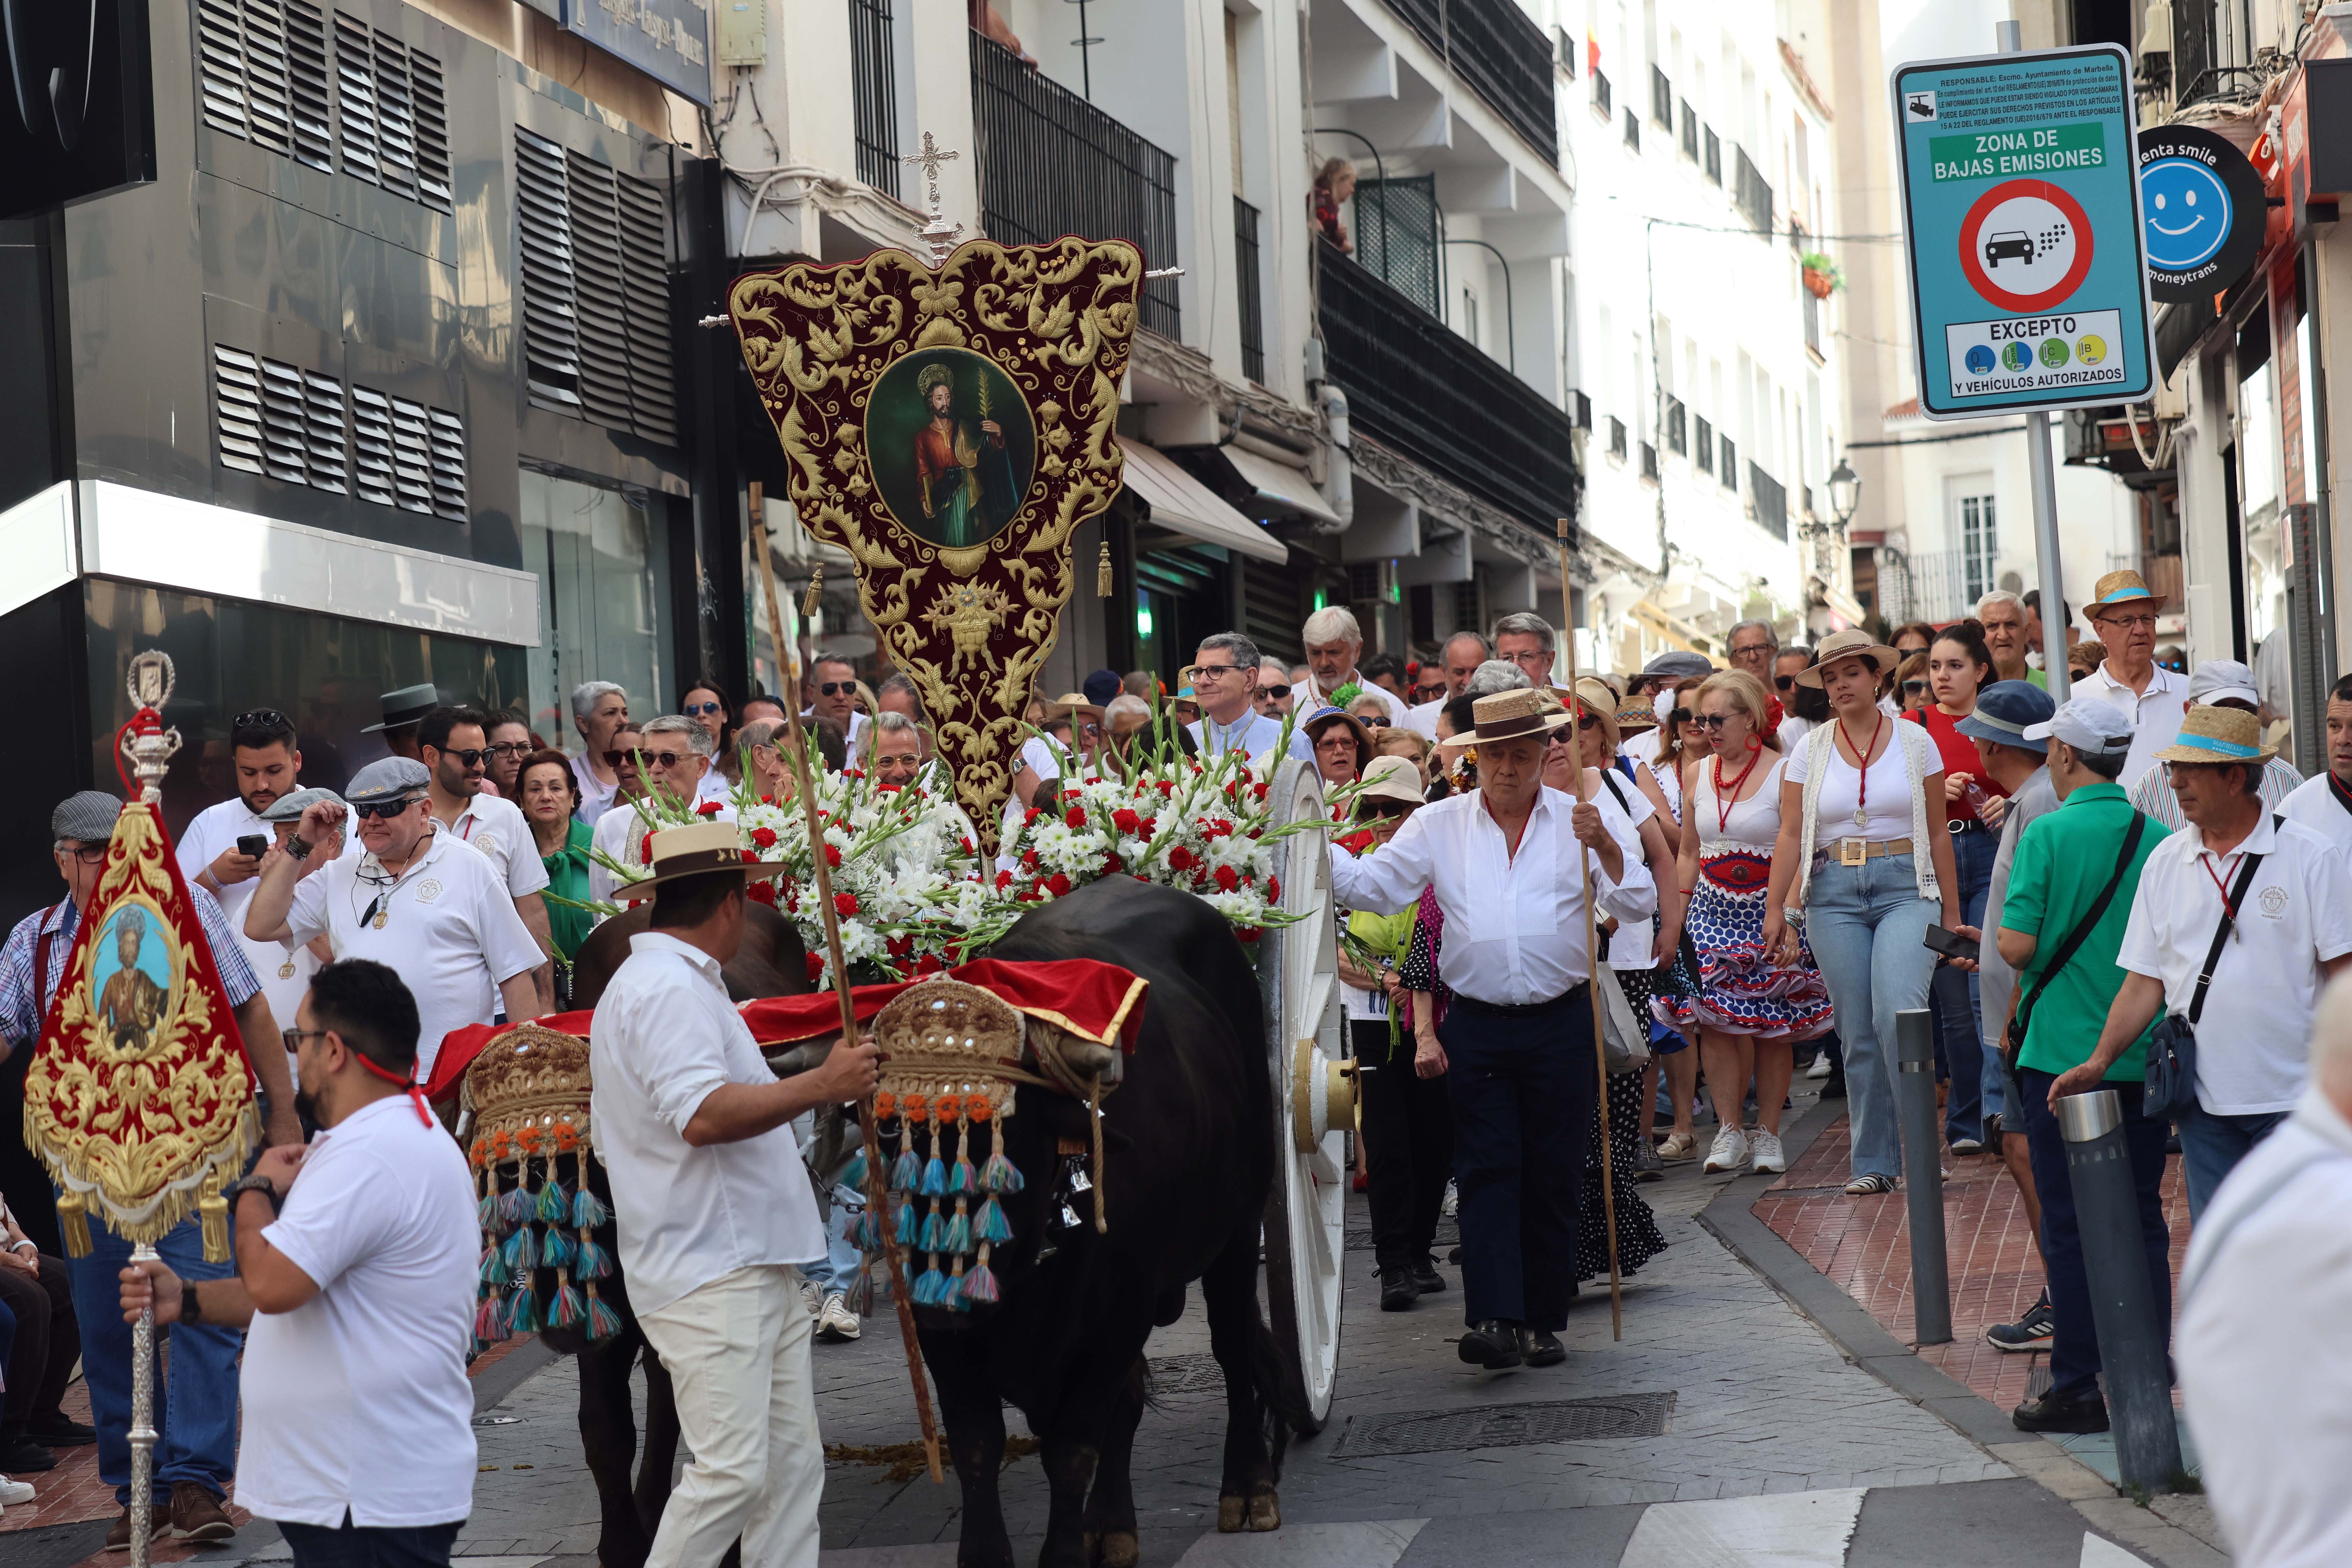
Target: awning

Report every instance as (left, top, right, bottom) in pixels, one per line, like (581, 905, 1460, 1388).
(1119, 440, 1289, 563)
(1216, 444, 1344, 527)
(1810, 578, 1872, 630)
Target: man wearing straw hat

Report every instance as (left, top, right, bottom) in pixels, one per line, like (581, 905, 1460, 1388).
(1328, 688, 1653, 1370)
(2051, 705, 2352, 1216)
(2074, 569, 2190, 789)
(590, 822, 881, 1568)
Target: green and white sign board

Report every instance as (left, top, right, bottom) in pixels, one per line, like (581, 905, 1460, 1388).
(1891, 44, 2156, 419)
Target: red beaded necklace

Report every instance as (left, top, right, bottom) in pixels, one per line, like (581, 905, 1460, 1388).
(1712, 745, 1764, 834)
(1835, 709, 1887, 830)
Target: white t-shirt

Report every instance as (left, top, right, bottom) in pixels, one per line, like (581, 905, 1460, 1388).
(1786, 727, 1913, 842)
(1777, 714, 1818, 753)
(441, 792, 551, 900)
(589, 932, 826, 1313)
(1595, 766, 1660, 973)
(179, 798, 319, 1057)
(2278, 772, 2352, 856)
(284, 833, 543, 1081)
(236, 1095, 478, 1528)
(2116, 812, 2352, 1115)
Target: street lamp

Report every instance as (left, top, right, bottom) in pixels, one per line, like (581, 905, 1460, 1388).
(1828, 457, 1861, 529)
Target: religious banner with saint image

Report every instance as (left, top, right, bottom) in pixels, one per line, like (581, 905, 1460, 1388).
(25, 654, 257, 1259)
(729, 186, 1143, 850)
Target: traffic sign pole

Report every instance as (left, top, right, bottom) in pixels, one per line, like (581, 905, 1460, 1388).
(1996, 22, 2073, 703)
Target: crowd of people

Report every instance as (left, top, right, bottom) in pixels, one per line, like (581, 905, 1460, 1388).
(5, 560, 2352, 1560)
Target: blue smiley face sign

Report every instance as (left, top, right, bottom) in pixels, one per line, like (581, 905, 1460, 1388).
(2134, 125, 2267, 305)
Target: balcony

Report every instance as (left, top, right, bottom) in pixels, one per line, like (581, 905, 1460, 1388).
(1318, 239, 1581, 540)
(850, 0, 899, 197)
(1735, 147, 1774, 234)
(1379, 0, 1557, 166)
(1748, 461, 1788, 540)
(969, 33, 1180, 337)
(1234, 196, 1266, 384)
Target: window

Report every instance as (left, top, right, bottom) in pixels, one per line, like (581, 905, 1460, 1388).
(1680, 99, 1698, 160)
(1553, 24, 1576, 78)
(1623, 108, 1640, 150)
(1234, 197, 1265, 383)
(1608, 416, 1628, 459)
(1352, 174, 1441, 317)
(1651, 66, 1672, 127)
(515, 129, 678, 445)
(1592, 69, 1612, 120)
(1572, 390, 1593, 430)
(212, 343, 465, 519)
(1664, 397, 1687, 455)
(1694, 414, 1713, 470)
(1462, 288, 1481, 351)
(520, 468, 675, 753)
(1640, 442, 1659, 481)
(849, 0, 900, 195)
(1704, 126, 1722, 185)
(1961, 493, 1998, 603)
(1718, 435, 1737, 488)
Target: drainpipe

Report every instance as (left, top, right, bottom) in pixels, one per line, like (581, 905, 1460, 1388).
(1318, 383, 1354, 533)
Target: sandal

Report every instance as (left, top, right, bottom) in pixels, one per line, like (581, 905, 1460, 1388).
(1842, 1173, 1896, 1196)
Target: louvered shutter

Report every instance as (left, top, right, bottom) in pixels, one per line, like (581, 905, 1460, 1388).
(335, 13, 378, 186)
(304, 370, 348, 492)
(239, 0, 294, 156)
(515, 129, 582, 410)
(372, 28, 417, 202)
(214, 347, 267, 474)
(257, 357, 310, 484)
(284, 1, 333, 171)
(389, 395, 436, 513)
(197, 0, 249, 139)
(410, 47, 452, 213)
(350, 385, 396, 506)
(565, 151, 636, 432)
(614, 171, 675, 443)
(427, 407, 468, 520)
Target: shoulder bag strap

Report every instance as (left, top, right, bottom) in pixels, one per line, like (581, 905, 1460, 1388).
(1598, 769, 1631, 814)
(32, 901, 64, 1019)
(2013, 811, 2147, 1041)
(2186, 848, 2266, 1027)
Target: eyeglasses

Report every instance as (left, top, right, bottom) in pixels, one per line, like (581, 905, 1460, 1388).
(282, 1028, 329, 1054)
(2098, 612, 2159, 630)
(682, 701, 725, 717)
(350, 797, 419, 819)
(1900, 680, 1929, 696)
(1774, 674, 1796, 690)
(1192, 662, 1244, 680)
(232, 708, 290, 730)
(1730, 643, 1773, 661)
(433, 747, 488, 768)
(814, 682, 856, 697)
(61, 843, 107, 865)
(486, 741, 533, 758)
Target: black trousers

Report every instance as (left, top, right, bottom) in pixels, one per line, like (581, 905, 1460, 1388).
(0, 1250, 77, 1428)
(279, 1516, 460, 1568)
(1438, 989, 1595, 1332)
(2018, 1068, 2172, 1401)
(1353, 1018, 1452, 1273)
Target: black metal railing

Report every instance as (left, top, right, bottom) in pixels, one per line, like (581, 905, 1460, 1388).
(1378, 0, 1557, 166)
(1355, 174, 1441, 316)
(1704, 125, 1722, 184)
(1318, 239, 1581, 541)
(1651, 66, 1672, 126)
(1607, 416, 1627, 459)
(1665, 396, 1686, 455)
(1679, 99, 1697, 159)
(1734, 146, 1773, 233)
(1592, 68, 1612, 119)
(1749, 460, 1787, 539)
(1719, 435, 1737, 488)
(1694, 414, 1713, 470)
(1234, 195, 1266, 383)
(850, 0, 899, 196)
(969, 32, 1180, 337)
(1803, 287, 1821, 355)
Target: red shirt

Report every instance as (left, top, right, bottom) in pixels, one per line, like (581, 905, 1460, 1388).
(1909, 705, 2007, 825)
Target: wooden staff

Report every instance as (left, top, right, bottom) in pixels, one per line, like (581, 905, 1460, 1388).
(1556, 515, 1624, 1342)
(751, 482, 944, 1484)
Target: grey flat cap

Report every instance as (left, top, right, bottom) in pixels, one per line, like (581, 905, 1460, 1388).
(52, 790, 125, 843)
(259, 786, 346, 823)
(362, 683, 439, 734)
(345, 757, 431, 804)
(1638, 651, 1716, 683)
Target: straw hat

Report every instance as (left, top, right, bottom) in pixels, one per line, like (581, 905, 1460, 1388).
(615, 820, 786, 903)
(1041, 691, 1106, 727)
(2088, 568, 2166, 620)
(1615, 695, 1659, 734)
(2152, 704, 2278, 766)
(1795, 627, 1901, 687)
(1462, 687, 1573, 746)
(1357, 754, 1426, 806)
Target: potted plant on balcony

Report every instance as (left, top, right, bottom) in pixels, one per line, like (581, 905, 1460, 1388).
(1799, 251, 1842, 299)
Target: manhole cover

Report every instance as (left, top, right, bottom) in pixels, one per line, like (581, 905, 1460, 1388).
(1333, 1393, 1675, 1457)
(1148, 1353, 1227, 1395)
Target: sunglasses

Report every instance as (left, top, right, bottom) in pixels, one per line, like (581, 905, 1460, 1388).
(1360, 715, 1391, 728)
(232, 708, 290, 730)
(350, 797, 418, 819)
(1774, 674, 1796, 690)
(1694, 714, 1733, 730)
(1668, 707, 1696, 726)
(640, 751, 697, 769)
(1901, 680, 1929, 696)
(814, 681, 856, 696)
(1356, 799, 1414, 819)
(602, 747, 647, 767)
(1576, 713, 1602, 731)
(682, 701, 725, 717)
(433, 747, 488, 768)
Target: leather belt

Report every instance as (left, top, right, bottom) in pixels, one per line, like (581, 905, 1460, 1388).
(1449, 983, 1589, 1018)
(1817, 836, 1914, 867)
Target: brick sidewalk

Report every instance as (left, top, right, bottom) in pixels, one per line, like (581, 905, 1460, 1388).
(1750, 1115, 2191, 1416)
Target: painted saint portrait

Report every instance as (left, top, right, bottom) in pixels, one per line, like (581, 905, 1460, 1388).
(867, 348, 1034, 550)
(88, 901, 177, 1056)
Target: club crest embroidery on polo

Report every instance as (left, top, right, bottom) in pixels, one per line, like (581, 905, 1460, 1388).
(416, 879, 446, 904)
(472, 833, 499, 858)
(2258, 884, 2288, 918)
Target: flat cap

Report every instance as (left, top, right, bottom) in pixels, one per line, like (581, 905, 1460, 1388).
(259, 786, 346, 823)
(345, 757, 431, 805)
(1638, 650, 1716, 684)
(52, 790, 124, 843)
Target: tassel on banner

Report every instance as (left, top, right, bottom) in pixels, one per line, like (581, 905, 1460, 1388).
(55, 1190, 90, 1257)
(1096, 539, 1113, 597)
(803, 561, 825, 619)
(198, 1170, 231, 1263)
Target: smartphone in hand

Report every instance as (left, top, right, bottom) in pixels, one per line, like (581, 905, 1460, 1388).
(1922, 924, 1977, 962)
(238, 834, 270, 859)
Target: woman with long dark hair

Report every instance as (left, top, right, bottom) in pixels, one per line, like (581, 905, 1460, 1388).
(1911, 619, 2005, 1152)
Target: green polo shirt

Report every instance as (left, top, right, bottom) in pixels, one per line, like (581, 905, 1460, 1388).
(2000, 782, 2169, 1079)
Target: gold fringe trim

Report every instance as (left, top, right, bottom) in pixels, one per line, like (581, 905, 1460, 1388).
(24, 1099, 257, 1255)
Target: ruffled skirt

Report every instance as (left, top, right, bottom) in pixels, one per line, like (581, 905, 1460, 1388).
(1654, 851, 1833, 1042)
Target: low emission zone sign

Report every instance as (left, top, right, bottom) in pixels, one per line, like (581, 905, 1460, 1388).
(1892, 44, 2154, 419)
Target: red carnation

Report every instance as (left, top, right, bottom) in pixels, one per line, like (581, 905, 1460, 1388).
(915, 953, 944, 975)
(747, 880, 777, 908)
(1025, 807, 1044, 824)
(1154, 779, 1176, 796)
(1101, 853, 1123, 875)
(1168, 845, 1196, 872)
(1064, 805, 1087, 830)
(805, 953, 825, 983)
(1111, 808, 1141, 835)
(750, 827, 778, 849)
(887, 933, 913, 957)
(995, 869, 1014, 889)
(825, 844, 842, 868)
(1235, 927, 1261, 943)
(696, 801, 723, 818)
(1139, 815, 1158, 837)
(834, 892, 859, 917)
(1252, 781, 1270, 800)
(640, 831, 654, 861)
(959, 836, 974, 853)
(1214, 864, 1239, 892)
(1047, 873, 1072, 897)
(1022, 849, 1040, 870)
(1267, 875, 1281, 900)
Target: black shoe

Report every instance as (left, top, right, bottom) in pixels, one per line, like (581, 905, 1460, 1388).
(1820, 1069, 1847, 1100)
(27, 1414, 97, 1446)
(2012, 1387, 2110, 1434)
(0, 1431, 58, 1472)
(1632, 1142, 1665, 1182)
(1411, 1257, 1446, 1294)
(1985, 1290, 2055, 1353)
(1520, 1327, 1566, 1367)
(1458, 1319, 1524, 1369)
(1379, 1266, 1419, 1312)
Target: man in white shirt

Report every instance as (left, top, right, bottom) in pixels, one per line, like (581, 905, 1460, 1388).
(419, 706, 554, 1010)
(2178, 972, 2352, 1568)
(117, 959, 478, 1568)
(587, 725, 652, 908)
(251, 788, 346, 1086)
(2278, 672, 2352, 853)
(2128, 660, 2302, 830)
(590, 824, 879, 1568)
(591, 718, 735, 909)
(1329, 689, 1653, 1371)
(570, 682, 633, 825)
(2052, 705, 2352, 1216)
(1403, 631, 1491, 739)
(1188, 633, 1313, 766)
(246, 759, 543, 1084)
(2073, 569, 2189, 788)
(803, 656, 868, 753)
(1289, 607, 1409, 726)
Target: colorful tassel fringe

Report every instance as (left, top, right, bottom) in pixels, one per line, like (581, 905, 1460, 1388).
(536, 1181, 570, 1224)
(976, 1196, 1012, 1245)
(919, 1155, 947, 1198)
(479, 1244, 510, 1289)
(585, 1282, 624, 1341)
(551, 1271, 586, 1329)
(571, 1188, 610, 1229)
(575, 1234, 614, 1279)
(540, 1225, 578, 1271)
(473, 1295, 508, 1344)
(889, 1147, 922, 1193)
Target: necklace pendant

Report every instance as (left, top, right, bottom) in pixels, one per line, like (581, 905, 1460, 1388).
(372, 910, 388, 930)
(278, 958, 296, 979)
(1853, 808, 1868, 829)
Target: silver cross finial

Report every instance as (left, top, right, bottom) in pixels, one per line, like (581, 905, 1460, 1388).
(901, 131, 964, 266)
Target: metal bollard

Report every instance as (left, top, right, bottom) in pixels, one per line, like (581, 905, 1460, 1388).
(1893, 1008, 1951, 1344)
(2058, 1090, 2184, 1493)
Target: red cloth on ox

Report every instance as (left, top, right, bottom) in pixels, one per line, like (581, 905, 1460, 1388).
(426, 956, 1149, 1102)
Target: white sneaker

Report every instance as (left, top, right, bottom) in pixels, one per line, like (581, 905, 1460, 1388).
(799, 1278, 824, 1319)
(1749, 1129, 1787, 1174)
(1703, 1125, 1750, 1174)
(0, 1474, 33, 1505)
(818, 1292, 862, 1342)
(1806, 1054, 1832, 1079)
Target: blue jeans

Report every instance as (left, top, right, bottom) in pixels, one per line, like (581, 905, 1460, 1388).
(2018, 1070, 2171, 1401)
(1803, 854, 1938, 1181)
(1931, 824, 1998, 1142)
(62, 1209, 240, 1504)
(279, 1516, 460, 1568)
(2177, 1103, 2290, 1218)
(798, 1176, 863, 1295)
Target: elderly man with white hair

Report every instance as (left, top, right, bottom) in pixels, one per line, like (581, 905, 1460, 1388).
(569, 680, 632, 824)
(1292, 607, 1410, 726)
(2180, 971, 2352, 1566)
(589, 716, 736, 910)
(1404, 631, 1492, 740)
